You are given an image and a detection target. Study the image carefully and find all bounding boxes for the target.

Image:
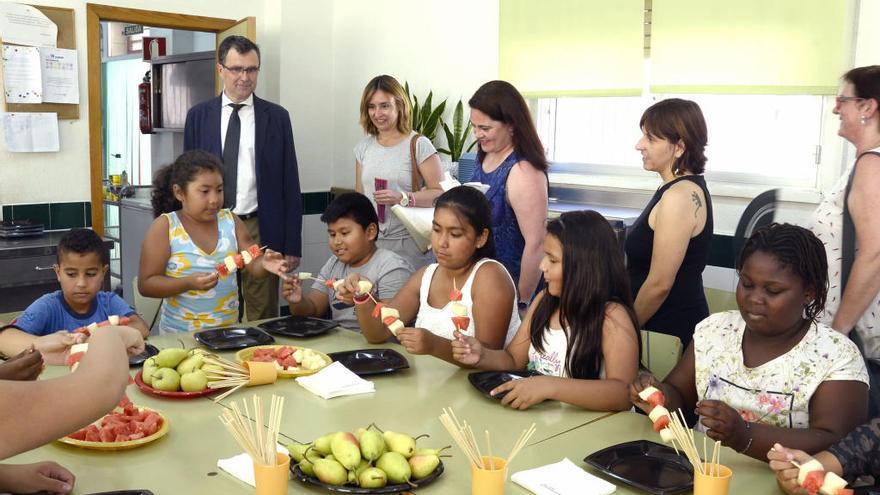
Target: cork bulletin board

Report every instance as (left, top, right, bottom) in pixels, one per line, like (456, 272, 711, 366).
(1, 4, 79, 119)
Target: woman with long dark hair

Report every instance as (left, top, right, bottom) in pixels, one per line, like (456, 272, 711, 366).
(468, 80, 548, 307)
(452, 210, 641, 411)
(352, 186, 520, 365)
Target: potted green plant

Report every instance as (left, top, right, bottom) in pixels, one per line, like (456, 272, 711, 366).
(438, 99, 477, 168)
(404, 82, 446, 142)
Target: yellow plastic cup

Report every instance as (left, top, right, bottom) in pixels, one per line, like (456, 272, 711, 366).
(471, 455, 507, 495)
(245, 361, 278, 386)
(253, 452, 290, 495)
(693, 463, 732, 495)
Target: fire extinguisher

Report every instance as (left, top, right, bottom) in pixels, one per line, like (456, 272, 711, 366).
(139, 71, 153, 134)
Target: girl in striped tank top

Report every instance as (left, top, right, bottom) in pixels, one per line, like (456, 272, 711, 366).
(452, 210, 642, 411)
(138, 151, 288, 333)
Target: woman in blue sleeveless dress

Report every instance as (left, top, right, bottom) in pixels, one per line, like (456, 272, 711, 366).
(468, 81, 548, 306)
(625, 99, 713, 347)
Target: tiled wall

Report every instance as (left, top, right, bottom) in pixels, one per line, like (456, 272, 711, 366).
(2, 201, 92, 230)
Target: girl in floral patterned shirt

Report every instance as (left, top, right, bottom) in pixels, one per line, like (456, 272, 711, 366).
(139, 150, 287, 333)
(631, 223, 869, 460)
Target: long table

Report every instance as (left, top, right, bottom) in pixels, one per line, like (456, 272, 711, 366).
(7, 324, 784, 494)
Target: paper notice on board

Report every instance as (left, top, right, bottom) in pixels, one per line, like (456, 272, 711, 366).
(2, 45, 42, 103)
(2, 112, 59, 152)
(40, 47, 78, 103)
(0, 3, 57, 48)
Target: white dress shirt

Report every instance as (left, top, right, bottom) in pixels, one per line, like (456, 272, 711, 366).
(220, 92, 258, 215)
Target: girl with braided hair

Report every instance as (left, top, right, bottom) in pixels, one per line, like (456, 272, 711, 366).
(631, 223, 868, 461)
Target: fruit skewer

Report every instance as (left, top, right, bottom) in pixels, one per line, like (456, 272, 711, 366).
(73, 315, 131, 336)
(214, 244, 267, 277)
(774, 452, 853, 495)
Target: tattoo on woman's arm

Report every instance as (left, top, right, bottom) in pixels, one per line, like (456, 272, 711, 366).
(691, 192, 702, 218)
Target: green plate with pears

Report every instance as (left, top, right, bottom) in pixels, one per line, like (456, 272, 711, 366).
(134, 347, 219, 399)
(288, 428, 446, 493)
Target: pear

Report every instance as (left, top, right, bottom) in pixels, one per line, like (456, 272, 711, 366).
(347, 470, 357, 484)
(409, 454, 441, 480)
(315, 433, 335, 455)
(324, 455, 336, 463)
(354, 459, 370, 478)
(155, 348, 188, 368)
(287, 442, 312, 463)
(176, 354, 203, 374)
(331, 431, 362, 470)
(305, 447, 323, 464)
(313, 458, 347, 486)
(414, 445, 451, 456)
(358, 467, 388, 488)
(298, 457, 315, 477)
(359, 429, 386, 461)
(376, 451, 412, 484)
(383, 431, 416, 459)
(141, 357, 159, 386)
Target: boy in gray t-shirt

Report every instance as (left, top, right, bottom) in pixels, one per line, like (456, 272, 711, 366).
(282, 193, 413, 330)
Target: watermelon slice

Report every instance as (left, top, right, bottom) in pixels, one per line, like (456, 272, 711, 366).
(802, 470, 825, 495)
(646, 390, 665, 408)
(216, 262, 229, 276)
(451, 316, 470, 331)
(233, 254, 245, 269)
(450, 289, 463, 302)
(383, 316, 398, 327)
(66, 351, 85, 369)
(372, 302, 387, 319)
(247, 244, 262, 259)
(652, 415, 670, 432)
(324, 278, 336, 289)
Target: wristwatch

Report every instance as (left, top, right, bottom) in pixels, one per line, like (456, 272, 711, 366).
(398, 192, 410, 207)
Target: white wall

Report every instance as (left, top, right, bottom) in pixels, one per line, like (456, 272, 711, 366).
(0, 0, 279, 206)
(275, 0, 499, 193)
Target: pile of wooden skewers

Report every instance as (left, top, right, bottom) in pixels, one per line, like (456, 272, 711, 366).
(202, 354, 257, 401)
(219, 394, 285, 466)
(665, 408, 724, 476)
(439, 407, 536, 470)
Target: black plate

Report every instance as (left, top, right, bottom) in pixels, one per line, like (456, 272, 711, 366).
(258, 315, 336, 338)
(326, 348, 410, 376)
(468, 370, 537, 400)
(291, 461, 443, 493)
(583, 440, 694, 495)
(193, 326, 275, 351)
(129, 344, 159, 367)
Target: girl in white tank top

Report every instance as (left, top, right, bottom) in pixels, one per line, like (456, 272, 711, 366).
(353, 187, 520, 365)
(451, 211, 641, 411)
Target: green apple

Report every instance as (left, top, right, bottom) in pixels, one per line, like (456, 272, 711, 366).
(180, 369, 208, 392)
(141, 357, 159, 386)
(176, 354, 204, 374)
(151, 367, 181, 391)
(155, 348, 188, 369)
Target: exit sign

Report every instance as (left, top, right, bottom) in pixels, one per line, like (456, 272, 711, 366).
(123, 24, 143, 36)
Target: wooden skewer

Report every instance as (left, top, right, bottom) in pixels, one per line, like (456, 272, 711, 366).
(486, 430, 494, 469)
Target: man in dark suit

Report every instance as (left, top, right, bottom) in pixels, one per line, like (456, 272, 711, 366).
(184, 35, 301, 320)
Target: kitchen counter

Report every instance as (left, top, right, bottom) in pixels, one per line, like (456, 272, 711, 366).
(0, 232, 113, 312)
(0, 231, 75, 260)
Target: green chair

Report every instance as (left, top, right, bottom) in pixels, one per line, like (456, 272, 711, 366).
(641, 330, 683, 380)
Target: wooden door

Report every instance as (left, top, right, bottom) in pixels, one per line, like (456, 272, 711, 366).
(214, 17, 256, 95)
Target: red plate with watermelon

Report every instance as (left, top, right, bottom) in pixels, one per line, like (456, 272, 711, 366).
(235, 345, 331, 378)
(133, 370, 219, 399)
(58, 400, 169, 450)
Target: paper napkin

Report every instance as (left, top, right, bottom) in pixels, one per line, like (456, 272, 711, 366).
(511, 458, 617, 495)
(295, 361, 375, 399)
(217, 444, 289, 487)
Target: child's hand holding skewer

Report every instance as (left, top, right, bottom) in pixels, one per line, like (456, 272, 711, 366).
(696, 399, 750, 450)
(260, 248, 290, 280)
(281, 276, 304, 304)
(451, 330, 482, 366)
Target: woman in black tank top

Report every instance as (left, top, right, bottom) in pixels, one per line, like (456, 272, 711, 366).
(624, 99, 713, 347)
